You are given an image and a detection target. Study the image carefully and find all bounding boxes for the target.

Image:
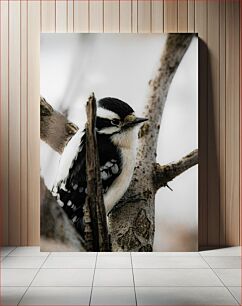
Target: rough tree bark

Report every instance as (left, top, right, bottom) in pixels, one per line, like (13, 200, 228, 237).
(40, 96, 79, 154)
(108, 34, 196, 251)
(40, 178, 86, 251)
(40, 34, 198, 252)
(84, 94, 111, 251)
(154, 149, 198, 190)
(40, 94, 110, 252)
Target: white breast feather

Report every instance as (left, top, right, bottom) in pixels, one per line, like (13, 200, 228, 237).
(104, 127, 138, 213)
(53, 129, 83, 188)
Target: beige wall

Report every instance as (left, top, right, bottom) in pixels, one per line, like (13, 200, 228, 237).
(0, 0, 240, 248)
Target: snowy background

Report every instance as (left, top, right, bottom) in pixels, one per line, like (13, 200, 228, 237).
(40, 34, 198, 251)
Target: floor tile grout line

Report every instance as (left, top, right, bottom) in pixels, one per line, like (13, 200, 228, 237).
(226, 286, 241, 305)
(2, 285, 240, 288)
(199, 253, 240, 305)
(199, 254, 241, 258)
(1, 255, 51, 269)
(89, 251, 98, 306)
(2, 247, 241, 305)
(2, 246, 17, 257)
(5, 267, 239, 270)
(0, 256, 7, 263)
(130, 252, 137, 306)
(17, 252, 51, 305)
(201, 255, 241, 258)
(5, 254, 241, 258)
(3, 255, 50, 258)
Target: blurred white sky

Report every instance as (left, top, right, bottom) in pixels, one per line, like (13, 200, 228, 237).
(40, 34, 198, 251)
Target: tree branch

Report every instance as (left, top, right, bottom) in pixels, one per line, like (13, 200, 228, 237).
(139, 34, 195, 161)
(40, 34, 196, 252)
(40, 178, 86, 252)
(109, 34, 195, 251)
(153, 149, 198, 191)
(84, 93, 110, 252)
(40, 96, 79, 154)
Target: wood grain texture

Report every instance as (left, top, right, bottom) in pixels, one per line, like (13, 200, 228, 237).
(56, 0, 67, 32)
(178, 0, 188, 32)
(73, 0, 88, 32)
(27, 1, 40, 245)
(41, 0, 56, 32)
(20, 0, 28, 245)
(67, 0, 74, 32)
(195, 0, 208, 247)
(164, 0, 178, 32)
(225, 0, 240, 246)
(188, 0, 195, 33)
(219, 0, 226, 246)
(9, 0, 21, 245)
(132, 0, 138, 33)
(207, 0, 220, 246)
(120, 0, 132, 32)
(151, 0, 164, 33)
(104, 0, 119, 32)
(90, 0, 103, 32)
(240, 0, 242, 248)
(0, 0, 240, 247)
(138, 0, 151, 33)
(0, 1, 9, 245)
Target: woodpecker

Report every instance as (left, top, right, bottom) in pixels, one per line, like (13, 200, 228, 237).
(52, 97, 147, 237)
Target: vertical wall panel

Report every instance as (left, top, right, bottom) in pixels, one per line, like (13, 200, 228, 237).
(0, 0, 240, 247)
(104, 0, 119, 32)
(9, 0, 21, 245)
(195, 0, 208, 247)
(225, 0, 240, 246)
(67, 0, 74, 32)
(178, 0, 188, 32)
(219, 0, 226, 246)
(0, 1, 9, 245)
(188, 0, 195, 33)
(164, 0, 178, 32)
(20, 0, 28, 245)
(138, 0, 151, 33)
(28, 1, 40, 245)
(41, 0, 56, 32)
(90, 1, 103, 32)
(207, 0, 220, 246)
(56, 0, 67, 32)
(151, 0, 164, 33)
(240, 0, 242, 248)
(120, 0, 132, 32)
(132, 0, 138, 33)
(74, 0, 89, 32)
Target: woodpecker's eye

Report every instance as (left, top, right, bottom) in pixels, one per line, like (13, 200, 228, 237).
(111, 119, 120, 126)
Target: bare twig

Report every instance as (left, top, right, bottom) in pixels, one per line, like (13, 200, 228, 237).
(84, 93, 110, 251)
(40, 96, 78, 154)
(140, 34, 195, 159)
(109, 34, 195, 251)
(153, 149, 198, 191)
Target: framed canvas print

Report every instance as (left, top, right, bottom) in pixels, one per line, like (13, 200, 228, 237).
(40, 34, 198, 252)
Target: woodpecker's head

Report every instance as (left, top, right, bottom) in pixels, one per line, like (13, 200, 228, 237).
(96, 97, 147, 137)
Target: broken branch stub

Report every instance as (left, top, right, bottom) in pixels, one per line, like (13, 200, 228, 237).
(84, 93, 111, 252)
(154, 149, 198, 191)
(40, 96, 78, 154)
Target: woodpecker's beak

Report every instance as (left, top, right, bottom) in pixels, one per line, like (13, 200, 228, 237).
(133, 117, 148, 125)
(123, 115, 148, 129)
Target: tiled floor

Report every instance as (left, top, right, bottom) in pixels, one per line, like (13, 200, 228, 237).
(0, 246, 241, 305)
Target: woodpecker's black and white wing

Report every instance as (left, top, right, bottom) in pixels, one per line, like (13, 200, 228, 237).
(52, 129, 87, 234)
(52, 129, 122, 237)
